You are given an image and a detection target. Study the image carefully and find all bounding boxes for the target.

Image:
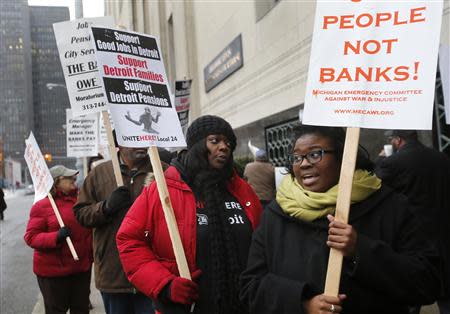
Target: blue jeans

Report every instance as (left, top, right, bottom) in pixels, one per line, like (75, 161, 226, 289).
(101, 292, 154, 314)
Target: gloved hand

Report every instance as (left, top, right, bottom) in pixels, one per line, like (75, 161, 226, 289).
(56, 226, 71, 244)
(104, 186, 132, 216)
(168, 270, 202, 305)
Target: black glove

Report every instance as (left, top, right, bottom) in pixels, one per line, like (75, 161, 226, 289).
(104, 186, 132, 216)
(56, 226, 71, 244)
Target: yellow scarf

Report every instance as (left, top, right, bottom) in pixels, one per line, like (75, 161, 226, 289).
(276, 169, 381, 221)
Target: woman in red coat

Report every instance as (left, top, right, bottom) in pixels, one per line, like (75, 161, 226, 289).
(24, 165, 92, 314)
(117, 115, 263, 314)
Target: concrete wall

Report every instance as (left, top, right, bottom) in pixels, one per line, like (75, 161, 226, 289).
(105, 1, 450, 158)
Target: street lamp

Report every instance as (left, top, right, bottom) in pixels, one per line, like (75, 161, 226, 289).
(46, 83, 67, 90)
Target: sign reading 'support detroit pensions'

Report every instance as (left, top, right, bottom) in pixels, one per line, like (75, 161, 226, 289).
(303, 1, 443, 130)
(204, 34, 243, 92)
(54, 17, 114, 116)
(90, 27, 186, 148)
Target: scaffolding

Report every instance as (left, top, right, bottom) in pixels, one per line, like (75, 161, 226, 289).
(434, 71, 450, 155)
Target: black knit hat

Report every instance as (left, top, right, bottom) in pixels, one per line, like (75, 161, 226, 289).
(186, 115, 237, 150)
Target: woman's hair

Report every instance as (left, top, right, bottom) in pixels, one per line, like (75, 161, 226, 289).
(285, 125, 374, 177)
(49, 177, 61, 197)
(176, 139, 244, 314)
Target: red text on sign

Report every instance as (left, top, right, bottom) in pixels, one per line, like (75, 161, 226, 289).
(322, 7, 426, 29)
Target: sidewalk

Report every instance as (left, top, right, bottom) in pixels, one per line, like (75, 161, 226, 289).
(32, 270, 105, 314)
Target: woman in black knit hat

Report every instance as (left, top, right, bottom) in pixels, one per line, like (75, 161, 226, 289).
(117, 115, 263, 314)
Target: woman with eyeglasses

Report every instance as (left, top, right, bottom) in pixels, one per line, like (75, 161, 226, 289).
(24, 165, 93, 314)
(240, 125, 441, 314)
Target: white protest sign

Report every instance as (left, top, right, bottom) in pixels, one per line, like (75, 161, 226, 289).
(175, 79, 192, 135)
(66, 109, 99, 157)
(54, 17, 114, 116)
(303, 1, 443, 130)
(24, 132, 54, 203)
(439, 44, 450, 124)
(90, 26, 186, 148)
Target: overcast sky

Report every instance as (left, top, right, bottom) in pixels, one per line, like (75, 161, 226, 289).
(28, 0, 104, 19)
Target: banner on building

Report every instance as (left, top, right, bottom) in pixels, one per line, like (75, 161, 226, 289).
(24, 132, 54, 203)
(175, 80, 192, 135)
(303, 1, 443, 130)
(54, 17, 114, 116)
(66, 109, 99, 157)
(90, 26, 186, 148)
(439, 44, 450, 124)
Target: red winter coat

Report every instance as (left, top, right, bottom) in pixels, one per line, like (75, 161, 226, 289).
(24, 190, 93, 277)
(116, 166, 263, 299)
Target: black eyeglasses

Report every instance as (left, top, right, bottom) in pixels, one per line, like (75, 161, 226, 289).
(288, 149, 334, 165)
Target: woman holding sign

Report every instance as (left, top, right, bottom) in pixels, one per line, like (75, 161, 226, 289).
(24, 165, 93, 314)
(240, 125, 441, 314)
(117, 115, 263, 314)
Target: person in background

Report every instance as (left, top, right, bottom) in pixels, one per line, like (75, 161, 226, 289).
(116, 115, 263, 314)
(24, 165, 92, 314)
(240, 125, 441, 314)
(376, 130, 450, 314)
(0, 187, 6, 220)
(244, 149, 276, 207)
(158, 147, 177, 165)
(87, 154, 105, 173)
(73, 131, 155, 314)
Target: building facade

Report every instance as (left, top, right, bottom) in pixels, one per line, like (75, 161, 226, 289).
(105, 1, 450, 161)
(0, 0, 33, 167)
(0, 5, 73, 185)
(30, 6, 72, 168)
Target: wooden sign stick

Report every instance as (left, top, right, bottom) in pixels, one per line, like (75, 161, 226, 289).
(47, 192, 79, 261)
(102, 111, 124, 187)
(147, 146, 191, 279)
(324, 127, 360, 296)
(83, 157, 88, 179)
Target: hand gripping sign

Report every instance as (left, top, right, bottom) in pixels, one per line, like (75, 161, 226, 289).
(303, 0, 443, 297)
(24, 132, 79, 261)
(91, 26, 192, 309)
(54, 17, 124, 187)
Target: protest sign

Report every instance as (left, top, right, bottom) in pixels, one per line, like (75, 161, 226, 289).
(303, 0, 443, 298)
(440, 44, 450, 124)
(90, 27, 186, 148)
(66, 109, 99, 157)
(24, 132, 79, 260)
(303, 1, 443, 130)
(55, 18, 122, 187)
(54, 17, 114, 116)
(91, 27, 192, 289)
(175, 80, 192, 135)
(24, 132, 54, 203)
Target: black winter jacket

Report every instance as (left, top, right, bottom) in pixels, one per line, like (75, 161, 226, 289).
(376, 140, 450, 297)
(240, 185, 441, 314)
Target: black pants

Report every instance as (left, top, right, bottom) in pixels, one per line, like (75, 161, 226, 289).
(37, 270, 91, 314)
